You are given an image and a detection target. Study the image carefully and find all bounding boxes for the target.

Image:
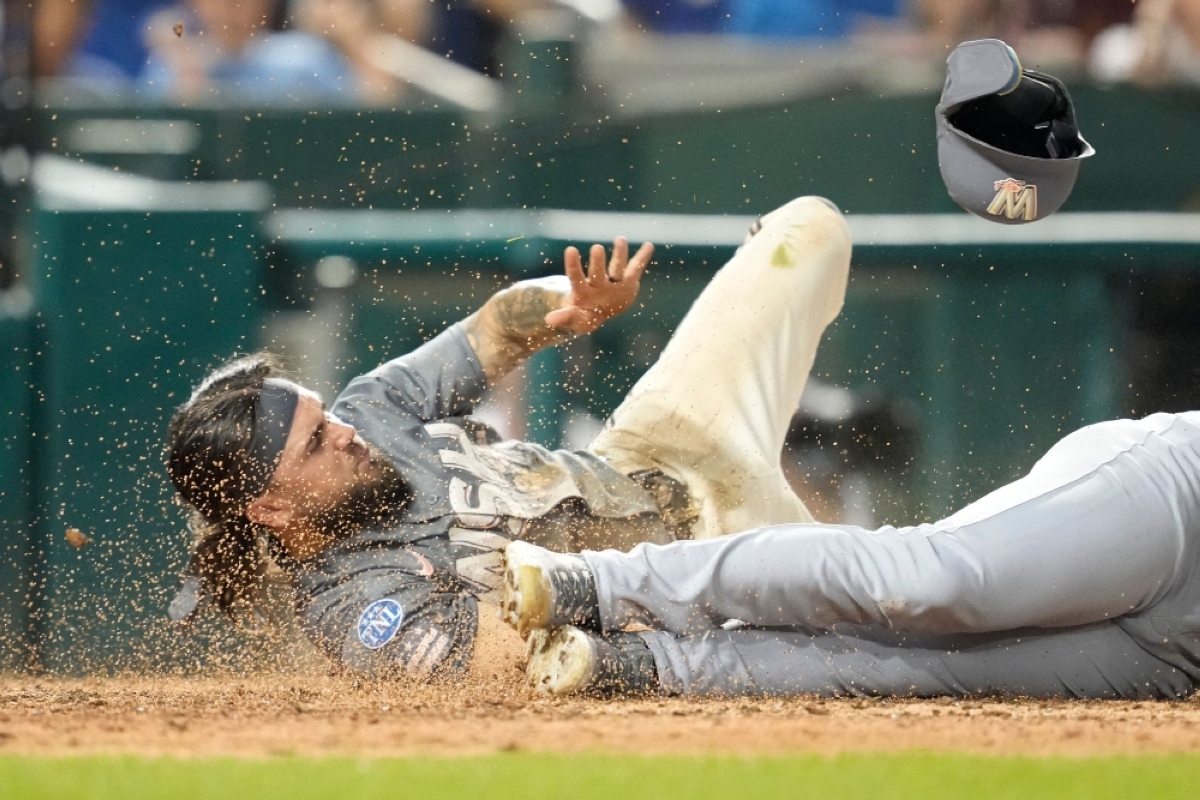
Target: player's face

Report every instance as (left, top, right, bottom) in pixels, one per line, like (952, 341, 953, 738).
(267, 391, 378, 520)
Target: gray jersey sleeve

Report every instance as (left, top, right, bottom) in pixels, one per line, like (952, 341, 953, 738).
(334, 324, 486, 425)
(296, 547, 478, 679)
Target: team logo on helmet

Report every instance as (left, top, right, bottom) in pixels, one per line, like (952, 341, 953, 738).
(357, 598, 404, 649)
(987, 178, 1038, 221)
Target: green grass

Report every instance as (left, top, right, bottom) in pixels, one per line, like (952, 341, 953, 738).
(1, 752, 1196, 799)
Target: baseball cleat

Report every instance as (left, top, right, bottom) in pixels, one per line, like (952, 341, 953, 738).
(525, 625, 659, 697)
(501, 541, 600, 637)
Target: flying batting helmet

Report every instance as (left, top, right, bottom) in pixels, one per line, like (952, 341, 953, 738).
(936, 39, 1095, 224)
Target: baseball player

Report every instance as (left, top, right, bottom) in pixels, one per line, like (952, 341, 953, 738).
(165, 195, 850, 678)
(501, 409, 1200, 699)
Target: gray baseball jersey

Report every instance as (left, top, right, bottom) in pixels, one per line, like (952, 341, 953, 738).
(584, 412, 1200, 699)
(284, 325, 670, 678)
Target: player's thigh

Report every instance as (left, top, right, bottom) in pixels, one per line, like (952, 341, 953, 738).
(942, 413, 1200, 529)
(911, 414, 1200, 632)
(917, 454, 1192, 631)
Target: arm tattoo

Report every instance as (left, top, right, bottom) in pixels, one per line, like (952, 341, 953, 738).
(460, 279, 571, 386)
(494, 285, 562, 340)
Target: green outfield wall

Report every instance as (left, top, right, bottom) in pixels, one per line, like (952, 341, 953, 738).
(20, 164, 269, 671)
(0, 292, 35, 670)
(31, 85, 1200, 215)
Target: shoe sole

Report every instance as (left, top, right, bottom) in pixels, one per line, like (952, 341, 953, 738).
(501, 543, 552, 637)
(526, 626, 596, 696)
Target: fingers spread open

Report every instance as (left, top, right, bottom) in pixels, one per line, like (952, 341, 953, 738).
(563, 246, 586, 289)
(626, 242, 654, 282)
(587, 244, 608, 284)
(608, 237, 629, 281)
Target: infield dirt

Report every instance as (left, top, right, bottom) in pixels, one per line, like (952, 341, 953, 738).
(4, 610, 1200, 760)
(6, 674, 1200, 759)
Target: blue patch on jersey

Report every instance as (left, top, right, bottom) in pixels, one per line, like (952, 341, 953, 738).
(357, 598, 404, 650)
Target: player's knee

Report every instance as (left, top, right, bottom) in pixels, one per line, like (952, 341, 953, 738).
(766, 195, 843, 225)
(762, 197, 850, 253)
(809, 196, 841, 215)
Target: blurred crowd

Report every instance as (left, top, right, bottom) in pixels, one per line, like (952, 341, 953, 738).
(26, 0, 1200, 103)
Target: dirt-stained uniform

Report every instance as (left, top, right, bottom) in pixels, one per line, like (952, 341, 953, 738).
(280, 195, 853, 679)
(281, 325, 675, 678)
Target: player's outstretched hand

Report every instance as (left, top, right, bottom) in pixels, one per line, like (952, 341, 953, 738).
(545, 238, 653, 334)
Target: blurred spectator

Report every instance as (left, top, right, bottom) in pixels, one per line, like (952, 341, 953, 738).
(727, 0, 902, 39)
(432, 0, 514, 75)
(1072, 0, 1137, 49)
(622, 0, 902, 39)
(399, 0, 550, 75)
(615, 0, 1133, 60)
(81, 1, 176, 78)
(298, 0, 548, 101)
(1090, 0, 1200, 85)
(292, 0, 427, 102)
(916, 0, 1014, 49)
(141, 0, 360, 102)
(914, 0, 1136, 71)
(33, 0, 88, 77)
(619, 0, 727, 33)
(36, 0, 296, 81)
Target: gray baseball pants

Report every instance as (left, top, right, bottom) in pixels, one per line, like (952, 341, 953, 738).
(583, 412, 1200, 699)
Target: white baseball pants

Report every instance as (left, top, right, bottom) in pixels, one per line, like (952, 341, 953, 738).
(589, 195, 851, 539)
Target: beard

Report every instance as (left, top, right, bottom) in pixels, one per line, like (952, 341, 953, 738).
(304, 458, 411, 540)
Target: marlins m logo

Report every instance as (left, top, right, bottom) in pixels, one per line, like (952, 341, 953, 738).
(987, 178, 1038, 221)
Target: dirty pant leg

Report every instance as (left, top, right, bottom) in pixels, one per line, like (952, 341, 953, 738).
(640, 623, 1195, 699)
(588, 196, 852, 539)
(585, 414, 1200, 636)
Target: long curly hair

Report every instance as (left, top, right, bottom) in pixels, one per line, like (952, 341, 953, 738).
(166, 354, 288, 618)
